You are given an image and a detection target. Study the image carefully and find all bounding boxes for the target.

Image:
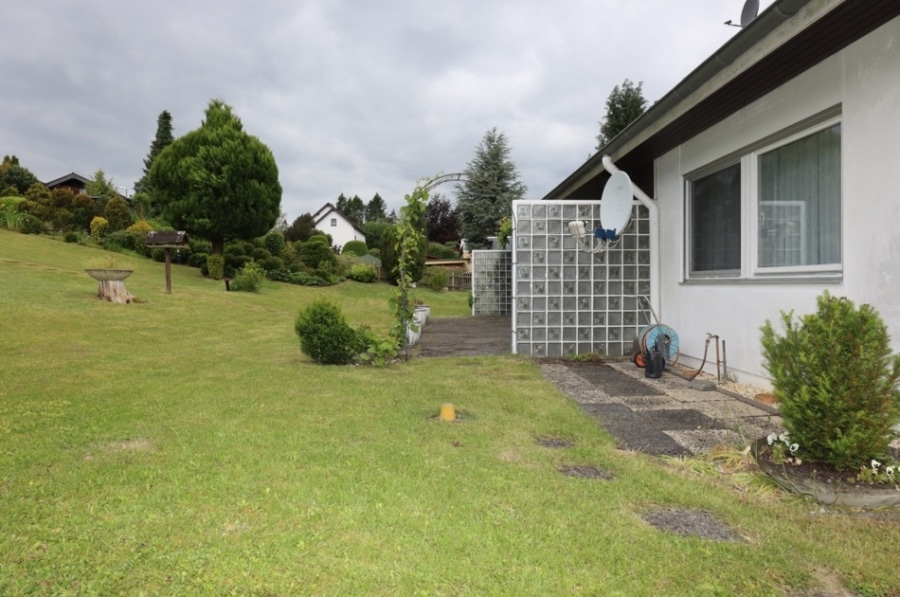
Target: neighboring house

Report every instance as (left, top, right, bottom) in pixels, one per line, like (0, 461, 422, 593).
(544, 1, 900, 386)
(44, 172, 129, 202)
(311, 202, 366, 251)
(44, 172, 91, 195)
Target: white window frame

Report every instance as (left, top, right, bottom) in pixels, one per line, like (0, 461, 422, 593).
(684, 160, 743, 279)
(748, 116, 842, 277)
(684, 115, 842, 281)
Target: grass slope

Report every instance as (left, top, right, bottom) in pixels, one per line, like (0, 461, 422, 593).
(1, 230, 898, 596)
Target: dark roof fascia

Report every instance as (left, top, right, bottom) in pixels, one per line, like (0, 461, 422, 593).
(543, 0, 815, 199)
(44, 172, 91, 188)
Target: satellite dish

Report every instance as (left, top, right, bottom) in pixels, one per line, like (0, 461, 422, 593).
(599, 170, 633, 239)
(740, 0, 759, 27)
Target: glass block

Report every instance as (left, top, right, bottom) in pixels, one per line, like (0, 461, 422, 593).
(547, 343, 562, 356)
(548, 328, 560, 340)
(548, 236, 560, 249)
(532, 327, 546, 341)
(564, 343, 578, 356)
(533, 343, 546, 356)
(578, 311, 592, 325)
(548, 251, 563, 265)
(547, 219, 561, 234)
(533, 219, 545, 232)
(564, 266, 577, 281)
(548, 312, 561, 326)
(548, 281, 561, 295)
(517, 328, 530, 340)
(532, 236, 546, 249)
(548, 296, 560, 310)
(532, 312, 545, 325)
(517, 267, 530, 280)
(517, 204, 531, 219)
(609, 312, 622, 325)
(563, 297, 576, 311)
(532, 297, 546, 311)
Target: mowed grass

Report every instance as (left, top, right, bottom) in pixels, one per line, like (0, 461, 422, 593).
(1, 230, 898, 596)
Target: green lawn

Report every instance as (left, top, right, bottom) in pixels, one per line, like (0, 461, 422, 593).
(1, 229, 898, 596)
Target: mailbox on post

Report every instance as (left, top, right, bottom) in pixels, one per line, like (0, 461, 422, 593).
(145, 231, 189, 294)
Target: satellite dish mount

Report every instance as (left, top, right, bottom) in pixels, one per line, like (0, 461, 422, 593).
(568, 170, 634, 254)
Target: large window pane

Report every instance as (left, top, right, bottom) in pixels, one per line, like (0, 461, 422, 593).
(689, 163, 741, 273)
(758, 124, 841, 268)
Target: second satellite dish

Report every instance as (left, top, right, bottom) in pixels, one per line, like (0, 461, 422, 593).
(740, 0, 759, 27)
(598, 170, 633, 240)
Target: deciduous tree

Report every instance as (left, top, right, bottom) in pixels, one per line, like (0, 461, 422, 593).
(0, 156, 38, 194)
(149, 99, 282, 255)
(425, 193, 460, 244)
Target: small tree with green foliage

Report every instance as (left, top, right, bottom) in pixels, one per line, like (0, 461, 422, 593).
(596, 79, 648, 149)
(0, 156, 38, 194)
(761, 292, 900, 471)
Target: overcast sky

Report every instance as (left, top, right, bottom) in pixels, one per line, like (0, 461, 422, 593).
(2, 0, 773, 223)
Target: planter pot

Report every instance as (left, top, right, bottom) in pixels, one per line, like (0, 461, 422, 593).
(752, 438, 900, 508)
(405, 323, 421, 345)
(415, 305, 431, 323)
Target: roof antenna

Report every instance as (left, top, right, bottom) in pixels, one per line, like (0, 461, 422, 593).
(724, 0, 759, 27)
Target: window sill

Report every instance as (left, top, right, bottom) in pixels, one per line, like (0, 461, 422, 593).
(682, 273, 842, 286)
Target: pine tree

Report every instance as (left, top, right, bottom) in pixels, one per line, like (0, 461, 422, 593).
(595, 79, 647, 149)
(134, 110, 174, 195)
(365, 193, 387, 222)
(456, 127, 526, 248)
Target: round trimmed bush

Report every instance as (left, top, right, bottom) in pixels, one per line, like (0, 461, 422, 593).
(348, 263, 378, 283)
(342, 240, 369, 257)
(294, 300, 360, 364)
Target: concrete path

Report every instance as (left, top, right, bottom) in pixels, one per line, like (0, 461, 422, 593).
(417, 316, 781, 456)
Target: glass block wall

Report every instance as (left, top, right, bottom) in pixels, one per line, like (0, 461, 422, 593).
(471, 250, 512, 316)
(512, 200, 652, 357)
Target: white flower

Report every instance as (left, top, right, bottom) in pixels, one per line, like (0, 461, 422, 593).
(778, 433, 789, 443)
(886, 466, 895, 477)
(871, 459, 882, 470)
(789, 443, 799, 453)
(767, 434, 777, 446)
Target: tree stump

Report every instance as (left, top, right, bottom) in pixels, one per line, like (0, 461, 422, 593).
(85, 269, 134, 304)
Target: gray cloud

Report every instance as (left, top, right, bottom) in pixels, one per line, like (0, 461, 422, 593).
(1, 0, 771, 221)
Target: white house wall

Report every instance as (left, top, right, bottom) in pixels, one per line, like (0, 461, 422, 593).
(655, 16, 900, 387)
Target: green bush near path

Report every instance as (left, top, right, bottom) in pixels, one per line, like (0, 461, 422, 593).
(1, 229, 898, 596)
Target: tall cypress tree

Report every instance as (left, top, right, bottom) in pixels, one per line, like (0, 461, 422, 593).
(595, 79, 647, 149)
(134, 110, 174, 195)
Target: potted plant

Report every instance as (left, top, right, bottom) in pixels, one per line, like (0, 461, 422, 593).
(756, 291, 900, 506)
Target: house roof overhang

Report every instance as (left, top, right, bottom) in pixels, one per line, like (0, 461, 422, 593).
(544, 0, 900, 200)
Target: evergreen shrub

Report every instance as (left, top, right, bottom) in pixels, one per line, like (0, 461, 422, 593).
(230, 262, 265, 292)
(342, 240, 369, 257)
(294, 300, 360, 364)
(348, 263, 378, 283)
(761, 291, 900, 470)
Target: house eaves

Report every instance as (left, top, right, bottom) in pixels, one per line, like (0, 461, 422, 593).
(545, 0, 900, 199)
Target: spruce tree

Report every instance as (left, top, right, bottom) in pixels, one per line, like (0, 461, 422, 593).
(455, 128, 526, 249)
(134, 110, 174, 195)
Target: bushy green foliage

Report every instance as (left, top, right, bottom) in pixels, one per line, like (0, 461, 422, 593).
(307, 234, 330, 246)
(427, 242, 457, 259)
(294, 300, 360, 364)
(90, 216, 108, 242)
(148, 100, 282, 254)
(348, 263, 378, 283)
(63, 231, 79, 243)
(424, 267, 449, 291)
(380, 225, 426, 285)
(207, 253, 225, 280)
(342, 240, 369, 257)
(264, 232, 286, 256)
(104, 196, 133, 231)
(761, 292, 900, 470)
(230, 261, 265, 292)
(297, 241, 338, 271)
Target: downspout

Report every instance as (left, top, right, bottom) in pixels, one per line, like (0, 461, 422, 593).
(601, 155, 660, 322)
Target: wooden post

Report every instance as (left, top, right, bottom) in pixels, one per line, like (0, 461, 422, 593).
(164, 248, 172, 294)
